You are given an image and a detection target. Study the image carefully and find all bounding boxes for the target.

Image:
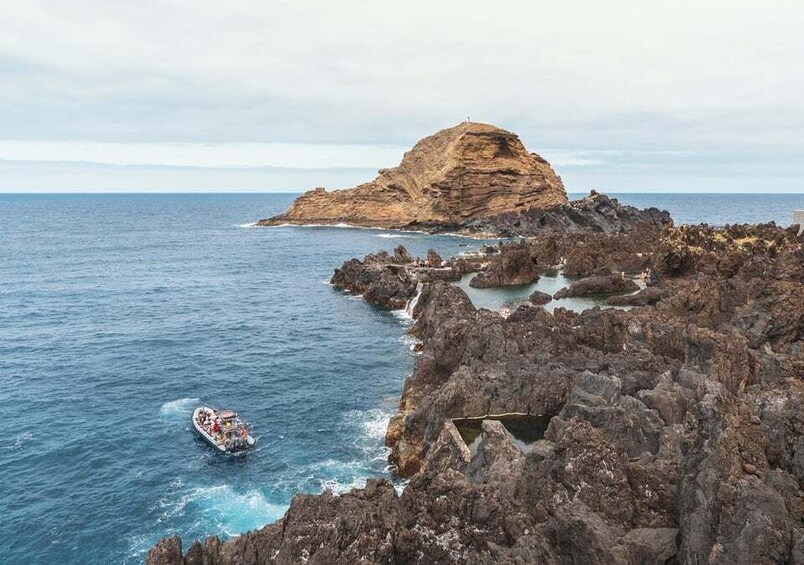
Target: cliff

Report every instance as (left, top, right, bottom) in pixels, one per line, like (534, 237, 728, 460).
(258, 122, 567, 228)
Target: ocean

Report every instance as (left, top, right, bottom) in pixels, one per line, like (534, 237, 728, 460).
(0, 192, 801, 564)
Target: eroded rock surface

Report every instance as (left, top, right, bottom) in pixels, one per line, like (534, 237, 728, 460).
(463, 191, 672, 237)
(469, 242, 540, 288)
(329, 245, 417, 309)
(553, 274, 639, 299)
(258, 122, 567, 229)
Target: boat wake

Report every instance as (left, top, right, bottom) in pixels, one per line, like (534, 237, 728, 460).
(159, 398, 199, 420)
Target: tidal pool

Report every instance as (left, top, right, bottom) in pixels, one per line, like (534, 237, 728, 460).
(454, 271, 641, 313)
(452, 414, 553, 454)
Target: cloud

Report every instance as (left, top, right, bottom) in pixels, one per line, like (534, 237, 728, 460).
(0, 141, 407, 169)
(1, 1, 803, 191)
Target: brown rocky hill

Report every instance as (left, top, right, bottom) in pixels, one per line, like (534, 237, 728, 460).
(258, 122, 567, 228)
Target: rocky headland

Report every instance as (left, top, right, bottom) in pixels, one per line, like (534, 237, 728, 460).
(257, 122, 567, 230)
(149, 204, 804, 564)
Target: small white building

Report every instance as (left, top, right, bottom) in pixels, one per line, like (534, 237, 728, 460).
(795, 210, 804, 236)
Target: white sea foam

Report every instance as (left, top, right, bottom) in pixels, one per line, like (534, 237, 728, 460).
(320, 476, 369, 495)
(159, 397, 199, 418)
(158, 484, 287, 538)
(267, 222, 428, 236)
(7, 430, 34, 450)
(359, 408, 392, 440)
(238, 222, 258, 228)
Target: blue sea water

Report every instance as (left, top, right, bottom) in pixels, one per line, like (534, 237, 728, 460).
(0, 192, 801, 564)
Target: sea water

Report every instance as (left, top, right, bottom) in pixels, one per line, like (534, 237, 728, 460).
(0, 192, 801, 563)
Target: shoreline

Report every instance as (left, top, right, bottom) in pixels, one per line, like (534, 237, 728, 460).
(147, 211, 804, 565)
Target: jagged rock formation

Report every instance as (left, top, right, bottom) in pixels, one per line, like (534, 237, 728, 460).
(148, 223, 804, 565)
(469, 242, 540, 288)
(257, 122, 567, 229)
(329, 246, 417, 310)
(464, 191, 672, 237)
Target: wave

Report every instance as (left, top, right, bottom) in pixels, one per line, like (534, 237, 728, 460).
(358, 407, 392, 440)
(157, 484, 287, 538)
(238, 222, 258, 228)
(265, 222, 429, 235)
(377, 233, 409, 239)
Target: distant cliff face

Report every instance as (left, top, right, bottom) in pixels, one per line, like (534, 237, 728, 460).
(259, 122, 567, 228)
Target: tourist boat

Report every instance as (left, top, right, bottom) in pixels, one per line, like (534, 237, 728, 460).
(192, 406, 255, 453)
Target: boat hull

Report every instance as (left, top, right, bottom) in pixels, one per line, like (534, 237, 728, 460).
(192, 406, 255, 453)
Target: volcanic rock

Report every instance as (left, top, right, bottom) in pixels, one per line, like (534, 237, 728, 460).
(330, 247, 417, 309)
(258, 122, 567, 229)
(553, 274, 639, 299)
(606, 286, 665, 307)
(469, 242, 540, 288)
(529, 290, 553, 305)
(463, 191, 672, 237)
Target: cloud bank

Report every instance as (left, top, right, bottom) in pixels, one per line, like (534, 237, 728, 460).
(2, 1, 803, 192)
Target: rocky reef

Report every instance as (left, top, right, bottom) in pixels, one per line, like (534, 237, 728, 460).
(257, 122, 567, 229)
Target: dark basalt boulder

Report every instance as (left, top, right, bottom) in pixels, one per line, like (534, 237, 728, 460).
(606, 286, 665, 306)
(529, 290, 553, 305)
(554, 274, 639, 299)
(469, 242, 539, 288)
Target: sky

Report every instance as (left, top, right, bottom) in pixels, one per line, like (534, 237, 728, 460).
(1, 0, 803, 193)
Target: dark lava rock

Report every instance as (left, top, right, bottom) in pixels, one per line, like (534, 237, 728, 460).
(529, 290, 553, 305)
(464, 191, 672, 237)
(426, 248, 443, 268)
(330, 246, 417, 309)
(469, 242, 539, 288)
(554, 274, 639, 299)
(606, 286, 665, 306)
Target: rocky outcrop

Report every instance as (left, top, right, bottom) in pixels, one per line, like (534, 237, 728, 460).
(606, 286, 665, 306)
(329, 246, 416, 309)
(553, 274, 639, 299)
(463, 191, 672, 237)
(258, 122, 567, 229)
(529, 290, 553, 305)
(148, 223, 804, 565)
(469, 242, 540, 288)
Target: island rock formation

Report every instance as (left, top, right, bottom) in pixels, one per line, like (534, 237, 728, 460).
(258, 122, 567, 229)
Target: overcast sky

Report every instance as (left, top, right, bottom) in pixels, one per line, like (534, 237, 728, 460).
(2, 0, 803, 193)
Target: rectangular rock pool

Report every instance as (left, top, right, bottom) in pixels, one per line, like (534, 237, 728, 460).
(452, 414, 553, 454)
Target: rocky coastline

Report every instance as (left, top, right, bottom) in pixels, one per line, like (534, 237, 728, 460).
(148, 199, 804, 564)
